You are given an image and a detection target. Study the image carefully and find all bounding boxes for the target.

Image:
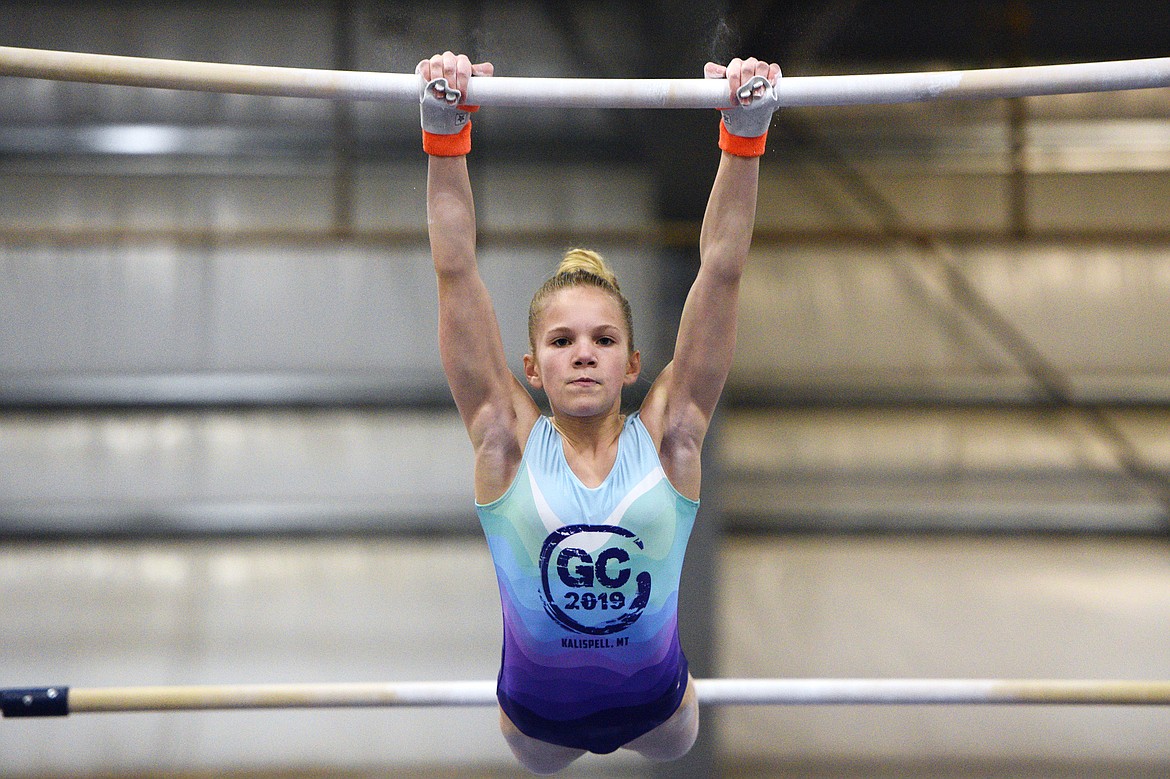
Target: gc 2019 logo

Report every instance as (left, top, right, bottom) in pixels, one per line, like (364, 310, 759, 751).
(538, 524, 651, 635)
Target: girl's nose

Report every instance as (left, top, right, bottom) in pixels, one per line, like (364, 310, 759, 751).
(572, 346, 597, 366)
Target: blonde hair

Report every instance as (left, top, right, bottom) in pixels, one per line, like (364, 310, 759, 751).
(528, 248, 635, 353)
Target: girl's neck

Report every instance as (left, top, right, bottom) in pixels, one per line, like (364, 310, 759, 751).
(550, 411, 626, 489)
(550, 411, 625, 452)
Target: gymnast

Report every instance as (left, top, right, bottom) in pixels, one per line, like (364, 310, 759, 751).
(418, 50, 780, 773)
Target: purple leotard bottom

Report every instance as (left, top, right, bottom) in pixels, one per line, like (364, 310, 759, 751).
(497, 656, 690, 755)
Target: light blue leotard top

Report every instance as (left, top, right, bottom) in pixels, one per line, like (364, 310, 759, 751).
(476, 413, 698, 753)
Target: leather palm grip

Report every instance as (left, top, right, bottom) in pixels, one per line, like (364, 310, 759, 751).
(420, 77, 476, 156)
(718, 75, 780, 157)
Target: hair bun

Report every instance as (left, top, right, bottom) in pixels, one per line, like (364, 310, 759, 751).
(558, 248, 620, 291)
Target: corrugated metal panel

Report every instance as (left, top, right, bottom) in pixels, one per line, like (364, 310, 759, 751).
(732, 242, 1170, 403)
(719, 408, 1167, 531)
(0, 410, 475, 534)
(720, 535, 1170, 767)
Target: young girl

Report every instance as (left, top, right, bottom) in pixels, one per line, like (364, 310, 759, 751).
(418, 50, 781, 774)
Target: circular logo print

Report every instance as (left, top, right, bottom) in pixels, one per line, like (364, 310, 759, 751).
(539, 524, 652, 636)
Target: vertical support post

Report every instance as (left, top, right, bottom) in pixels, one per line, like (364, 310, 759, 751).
(1004, 0, 1031, 238)
(1007, 96, 1029, 238)
(330, 0, 357, 237)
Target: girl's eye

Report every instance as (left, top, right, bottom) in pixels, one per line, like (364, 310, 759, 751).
(597, 337, 616, 346)
(552, 337, 571, 347)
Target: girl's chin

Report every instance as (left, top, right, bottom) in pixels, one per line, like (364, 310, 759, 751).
(551, 400, 618, 419)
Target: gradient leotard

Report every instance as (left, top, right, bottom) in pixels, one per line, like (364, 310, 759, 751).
(476, 413, 698, 754)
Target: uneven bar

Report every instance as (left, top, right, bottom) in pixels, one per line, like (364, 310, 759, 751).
(6, 679, 1170, 717)
(2, 45, 1170, 108)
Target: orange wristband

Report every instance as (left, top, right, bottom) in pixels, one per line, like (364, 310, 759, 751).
(423, 121, 472, 156)
(718, 120, 768, 157)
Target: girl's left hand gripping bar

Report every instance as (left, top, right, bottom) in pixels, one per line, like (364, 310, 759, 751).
(1, 687, 69, 717)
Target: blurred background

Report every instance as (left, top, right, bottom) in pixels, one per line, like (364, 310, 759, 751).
(3, 1, 1170, 776)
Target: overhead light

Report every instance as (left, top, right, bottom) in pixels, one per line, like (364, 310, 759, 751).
(0, 124, 328, 156)
(80, 124, 188, 155)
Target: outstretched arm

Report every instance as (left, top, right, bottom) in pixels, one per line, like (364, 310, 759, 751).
(642, 57, 781, 498)
(428, 154, 505, 425)
(421, 52, 538, 501)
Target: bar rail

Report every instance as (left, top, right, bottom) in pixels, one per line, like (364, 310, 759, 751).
(7, 678, 1170, 717)
(2, 45, 1170, 108)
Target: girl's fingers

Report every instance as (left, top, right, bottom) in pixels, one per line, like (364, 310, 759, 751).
(455, 55, 472, 91)
(440, 51, 458, 86)
(725, 57, 744, 100)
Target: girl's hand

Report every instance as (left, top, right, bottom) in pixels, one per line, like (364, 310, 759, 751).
(704, 57, 781, 105)
(417, 51, 494, 97)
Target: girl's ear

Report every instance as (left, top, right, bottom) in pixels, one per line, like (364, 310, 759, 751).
(624, 349, 642, 386)
(523, 353, 543, 389)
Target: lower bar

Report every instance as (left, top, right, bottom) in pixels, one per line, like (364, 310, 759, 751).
(68, 680, 499, 714)
(697, 678, 1170, 706)
(6, 679, 1170, 716)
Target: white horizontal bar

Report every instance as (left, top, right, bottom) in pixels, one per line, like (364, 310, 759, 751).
(69, 681, 500, 713)
(696, 678, 1170, 705)
(2, 45, 1170, 108)
(8, 678, 1168, 715)
(0, 45, 420, 103)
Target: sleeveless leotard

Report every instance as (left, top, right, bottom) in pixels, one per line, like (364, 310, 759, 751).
(476, 413, 698, 754)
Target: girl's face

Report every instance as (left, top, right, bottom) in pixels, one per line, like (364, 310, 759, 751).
(524, 286, 640, 419)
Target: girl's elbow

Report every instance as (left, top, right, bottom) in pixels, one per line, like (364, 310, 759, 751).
(699, 255, 748, 287)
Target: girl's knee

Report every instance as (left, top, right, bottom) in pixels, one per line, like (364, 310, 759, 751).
(500, 709, 586, 774)
(623, 682, 700, 762)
